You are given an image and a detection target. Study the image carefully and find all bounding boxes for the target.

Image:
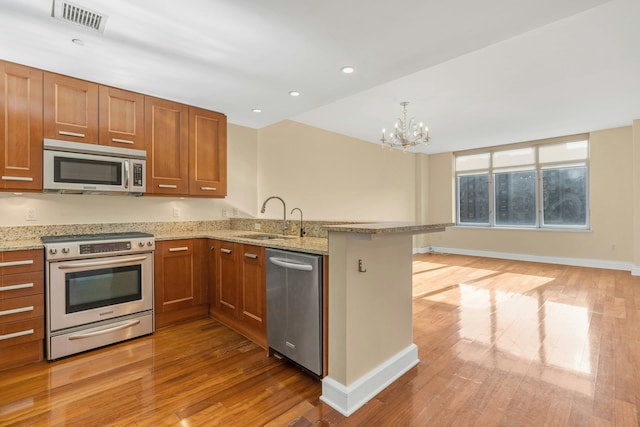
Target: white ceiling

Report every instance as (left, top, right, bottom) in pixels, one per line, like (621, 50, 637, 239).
(0, 0, 638, 154)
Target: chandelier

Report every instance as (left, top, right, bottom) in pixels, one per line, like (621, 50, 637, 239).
(380, 102, 431, 151)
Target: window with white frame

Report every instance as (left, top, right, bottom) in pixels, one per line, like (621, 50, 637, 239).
(455, 138, 589, 229)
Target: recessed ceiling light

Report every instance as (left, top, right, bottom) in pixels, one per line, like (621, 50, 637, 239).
(341, 66, 355, 74)
(288, 91, 300, 97)
(71, 38, 84, 46)
(252, 108, 262, 113)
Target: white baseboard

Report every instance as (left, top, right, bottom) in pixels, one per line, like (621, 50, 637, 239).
(416, 246, 633, 272)
(320, 344, 419, 417)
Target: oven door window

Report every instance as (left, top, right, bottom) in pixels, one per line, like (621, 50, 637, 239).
(66, 265, 141, 313)
(54, 156, 122, 185)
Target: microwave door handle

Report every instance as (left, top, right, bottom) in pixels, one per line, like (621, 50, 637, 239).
(124, 160, 130, 190)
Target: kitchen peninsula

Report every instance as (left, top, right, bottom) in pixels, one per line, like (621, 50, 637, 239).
(320, 222, 450, 416)
(0, 219, 451, 417)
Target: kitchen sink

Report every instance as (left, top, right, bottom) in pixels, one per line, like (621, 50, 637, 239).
(236, 234, 294, 241)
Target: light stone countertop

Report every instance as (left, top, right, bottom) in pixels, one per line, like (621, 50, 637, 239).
(0, 221, 452, 254)
(323, 222, 454, 234)
(155, 230, 328, 255)
(0, 230, 328, 255)
(0, 238, 44, 252)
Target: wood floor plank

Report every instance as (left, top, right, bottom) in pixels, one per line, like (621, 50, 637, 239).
(2, 254, 640, 426)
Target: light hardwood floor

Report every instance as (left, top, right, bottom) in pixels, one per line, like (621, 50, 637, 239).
(1, 253, 639, 426)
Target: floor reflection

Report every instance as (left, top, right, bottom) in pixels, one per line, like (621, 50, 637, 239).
(415, 259, 594, 396)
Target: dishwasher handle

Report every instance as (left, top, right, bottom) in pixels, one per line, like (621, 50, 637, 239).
(269, 257, 313, 271)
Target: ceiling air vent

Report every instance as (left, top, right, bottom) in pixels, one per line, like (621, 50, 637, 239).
(51, 0, 108, 33)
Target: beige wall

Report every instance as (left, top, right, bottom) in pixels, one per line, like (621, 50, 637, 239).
(424, 126, 635, 265)
(0, 123, 258, 226)
(257, 120, 416, 222)
(633, 120, 640, 271)
(3, 115, 638, 271)
(328, 232, 414, 385)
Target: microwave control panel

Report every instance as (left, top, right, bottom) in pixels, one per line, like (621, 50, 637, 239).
(133, 162, 144, 187)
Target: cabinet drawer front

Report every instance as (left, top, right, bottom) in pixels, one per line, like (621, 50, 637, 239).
(0, 317, 44, 348)
(0, 271, 44, 299)
(0, 294, 44, 323)
(0, 250, 44, 275)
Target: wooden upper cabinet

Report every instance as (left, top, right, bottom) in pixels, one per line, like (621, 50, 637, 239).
(0, 61, 43, 191)
(188, 107, 227, 197)
(145, 96, 189, 195)
(43, 72, 99, 144)
(99, 86, 145, 150)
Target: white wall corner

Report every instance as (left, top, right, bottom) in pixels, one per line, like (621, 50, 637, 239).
(320, 344, 419, 417)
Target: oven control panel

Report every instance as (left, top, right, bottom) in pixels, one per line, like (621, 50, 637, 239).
(45, 238, 155, 261)
(80, 241, 131, 254)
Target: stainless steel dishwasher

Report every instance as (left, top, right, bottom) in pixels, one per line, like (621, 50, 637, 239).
(266, 248, 323, 376)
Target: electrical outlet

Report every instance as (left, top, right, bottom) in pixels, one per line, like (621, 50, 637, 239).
(232, 207, 239, 217)
(25, 207, 37, 221)
(173, 207, 181, 218)
(254, 223, 261, 230)
(222, 208, 228, 217)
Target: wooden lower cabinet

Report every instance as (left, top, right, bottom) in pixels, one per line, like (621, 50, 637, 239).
(0, 249, 45, 371)
(154, 239, 208, 329)
(209, 239, 267, 348)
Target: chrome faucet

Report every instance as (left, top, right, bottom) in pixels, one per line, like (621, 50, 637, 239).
(291, 207, 305, 237)
(260, 196, 287, 235)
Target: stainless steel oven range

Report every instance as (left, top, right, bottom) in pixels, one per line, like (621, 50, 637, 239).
(41, 232, 155, 360)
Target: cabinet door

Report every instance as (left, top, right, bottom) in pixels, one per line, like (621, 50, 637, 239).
(0, 61, 43, 191)
(214, 240, 238, 318)
(43, 72, 99, 144)
(239, 244, 266, 334)
(188, 107, 227, 197)
(99, 86, 145, 150)
(154, 240, 196, 315)
(145, 96, 189, 195)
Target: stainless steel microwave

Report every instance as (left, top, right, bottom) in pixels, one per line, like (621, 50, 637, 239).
(43, 139, 146, 195)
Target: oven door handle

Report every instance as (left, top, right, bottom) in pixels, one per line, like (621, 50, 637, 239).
(57, 256, 149, 269)
(68, 319, 141, 340)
